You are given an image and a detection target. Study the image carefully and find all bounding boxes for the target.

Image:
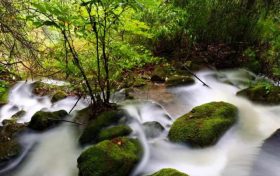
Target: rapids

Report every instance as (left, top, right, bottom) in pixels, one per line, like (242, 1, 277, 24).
(1, 69, 280, 176)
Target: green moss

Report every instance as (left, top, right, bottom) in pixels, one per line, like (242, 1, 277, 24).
(97, 125, 132, 142)
(79, 110, 124, 145)
(51, 90, 67, 103)
(149, 168, 189, 176)
(237, 82, 280, 104)
(28, 110, 68, 131)
(168, 102, 238, 147)
(77, 137, 142, 176)
(166, 76, 195, 87)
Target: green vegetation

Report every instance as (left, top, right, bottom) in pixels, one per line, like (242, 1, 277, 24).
(150, 168, 189, 176)
(1, 0, 280, 108)
(77, 137, 142, 176)
(28, 110, 68, 131)
(168, 102, 238, 147)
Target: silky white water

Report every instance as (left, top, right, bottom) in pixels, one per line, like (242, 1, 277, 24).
(0, 69, 280, 176)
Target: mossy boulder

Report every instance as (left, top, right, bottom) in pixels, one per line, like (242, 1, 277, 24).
(151, 64, 175, 83)
(237, 83, 280, 104)
(0, 121, 26, 167)
(168, 102, 238, 147)
(166, 76, 195, 87)
(79, 110, 125, 145)
(149, 168, 189, 176)
(97, 125, 132, 142)
(77, 137, 142, 176)
(51, 90, 67, 103)
(28, 110, 68, 131)
(0, 141, 21, 165)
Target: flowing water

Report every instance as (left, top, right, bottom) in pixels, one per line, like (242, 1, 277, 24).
(1, 69, 280, 176)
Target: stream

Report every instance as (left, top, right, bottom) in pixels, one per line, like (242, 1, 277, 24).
(1, 69, 280, 176)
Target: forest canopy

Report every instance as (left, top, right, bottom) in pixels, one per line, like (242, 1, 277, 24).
(1, 0, 280, 106)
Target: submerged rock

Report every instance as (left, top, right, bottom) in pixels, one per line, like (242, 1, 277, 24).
(168, 102, 238, 147)
(97, 125, 132, 142)
(28, 110, 68, 131)
(166, 75, 195, 87)
(149, 168, 189, 176)
(79, 110, 125, 145)
(250, 129, 280, 176)
(51, 90, 67, 103)
(143, 121, 165, 139)
(237, 83, 280, 104)
(77, 137, 142, 176)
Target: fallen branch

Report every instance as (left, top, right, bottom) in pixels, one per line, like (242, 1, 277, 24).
(69, 96, 82, 114)
(183, 65, 211, 88)
(47, 118, 85, 126)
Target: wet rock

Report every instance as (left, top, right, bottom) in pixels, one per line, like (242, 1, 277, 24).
(51, 90, 67, 103)
(165, 75, 195, 87)
(28, 110, 68, 131)
(250, 129, 280, 176)
(11, 110, 26, 120)
(97, 125, 132, 142)
(237, 83, 280, 104)
(0, 121, 26, 168)
(149, 168, 189, 176)
(79, 110, 125, 145)
(77, 137, 142, 176)
(168, 102, 238, 147)
(143, 121, 165, 138)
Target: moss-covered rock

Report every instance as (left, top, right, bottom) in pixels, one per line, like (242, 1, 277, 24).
(151, 64, 176, 83)
(74, 106, 94, 125)
(28, 110, 68, 131)
(77, 137, 142, 176)
(97, 125, 132, 142)
(0, 121, 26, 166)
(0, 140, 21, 164)
(168, 102, 238, 147)
(79, 110, 125, 145)
(149, 168, 189, 176)
(237, 83, 280, 104)
(51, 90, 67, 103)
(166, 76, 195, 87)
